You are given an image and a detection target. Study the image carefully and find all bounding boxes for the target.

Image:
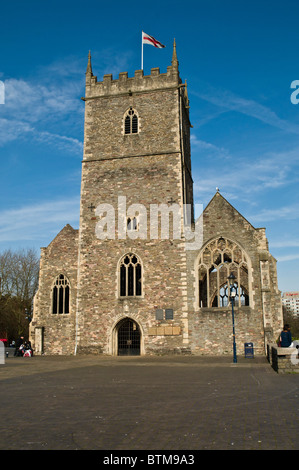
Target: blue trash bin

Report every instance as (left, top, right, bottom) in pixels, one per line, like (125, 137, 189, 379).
(244, 342, 254, 358)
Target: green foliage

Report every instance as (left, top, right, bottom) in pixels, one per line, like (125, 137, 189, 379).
(283, 308, 299, 339)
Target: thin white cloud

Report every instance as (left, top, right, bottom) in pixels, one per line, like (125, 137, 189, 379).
(194, 158, 289, 198)
(0, 66, 84, 153)
(0, 198, 80, 243)
(0, 118, 83, 154)
(193, 85, 299, 135)
(249, 203, 299, 224)
(191, 135, 231, 159)
(271, 240, 299, 248)
(35, 131, 83, 153)
(193, 141, 299, 202)
(276, 253, 299, 262)
(0, 51, 134, 155)
(0, 118, 34, 144)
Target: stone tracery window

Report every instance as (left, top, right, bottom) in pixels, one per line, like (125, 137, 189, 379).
(52, 274, 70, 314)
(124, 107, 138, 134)
(198, 238, 250, 308)
(120, 253, 142, 297)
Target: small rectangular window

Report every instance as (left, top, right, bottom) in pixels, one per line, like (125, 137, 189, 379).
(120, 264, 126, 296)
(165, 309, 173, 320)
(132, 115, 138, 133)
(52, 286, 57, 314)
(155, 309, 163, 320)
(128, 264, 134, 296)
(136, 264, 142, 296)
(125, 115, 131, 134)
(59, 287, 64, 314)
(64, 286, 69, 314)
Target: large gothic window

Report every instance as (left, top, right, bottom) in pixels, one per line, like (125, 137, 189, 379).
(120, 253, 142, 297)
(198, 238, 250, 308)
(124, 107, 138, 134)
(52, 274, 70, 314)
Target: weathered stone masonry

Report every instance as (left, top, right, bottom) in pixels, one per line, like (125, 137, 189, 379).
(186, 193, 282, 356)
(30, 43, 283, 356)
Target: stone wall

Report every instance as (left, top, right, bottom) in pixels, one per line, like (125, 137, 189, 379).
(76, 55, 191, 355)
(189, 307, 264, 356)
(76, 153, 189, 355)
(30, 225, 79, 355)
(186, 192, 283, 355)
(268, 344, 299, 374)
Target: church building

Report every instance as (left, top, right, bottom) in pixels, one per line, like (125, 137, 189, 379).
(30, 43, 283, 356)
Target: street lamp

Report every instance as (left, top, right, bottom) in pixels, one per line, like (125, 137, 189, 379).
(228, 273, 237, 364)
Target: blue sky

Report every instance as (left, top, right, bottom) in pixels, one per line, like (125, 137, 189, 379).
(0, 0, 299, 292)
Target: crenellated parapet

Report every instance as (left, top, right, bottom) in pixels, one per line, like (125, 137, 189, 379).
(84, 41, 181, 99)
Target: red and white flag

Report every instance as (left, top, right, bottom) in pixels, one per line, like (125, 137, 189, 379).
(142, 31, 166, 49)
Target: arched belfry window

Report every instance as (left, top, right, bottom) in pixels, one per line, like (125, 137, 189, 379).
(198, 238, 250, 308)
(124, 107, 138, 134)
(52, 274, 70, 314)
(120, 253, 142, 297)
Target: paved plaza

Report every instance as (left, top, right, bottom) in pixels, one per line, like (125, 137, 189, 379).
(0, 354, 298, 451)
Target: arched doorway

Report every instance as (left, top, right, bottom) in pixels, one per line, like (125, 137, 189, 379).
(117, 318, 141, 356)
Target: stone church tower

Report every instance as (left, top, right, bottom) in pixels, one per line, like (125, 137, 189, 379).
(30, 43, 283, 356)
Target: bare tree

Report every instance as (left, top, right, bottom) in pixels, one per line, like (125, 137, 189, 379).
(0, 248, 39, 299)
(0, 248, 39, 342)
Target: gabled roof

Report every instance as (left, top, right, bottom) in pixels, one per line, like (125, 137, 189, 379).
(45, 224, 79, 249)
(202, 190, 256, 230)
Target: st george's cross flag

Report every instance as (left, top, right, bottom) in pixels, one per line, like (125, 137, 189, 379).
(142, 31, 166, 49)
(141, 31, 165, 69)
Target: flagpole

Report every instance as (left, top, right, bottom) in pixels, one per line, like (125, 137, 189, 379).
(141, 31, 143, 70)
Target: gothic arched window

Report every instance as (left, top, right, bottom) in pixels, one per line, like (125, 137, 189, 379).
(198, 238, 250, 308)
(124, 108, 138, 134)
(120, 253, 142, 297)
(52, 274, 70, 314)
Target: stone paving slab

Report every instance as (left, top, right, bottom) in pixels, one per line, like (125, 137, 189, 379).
(0, 355, 298, 451)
